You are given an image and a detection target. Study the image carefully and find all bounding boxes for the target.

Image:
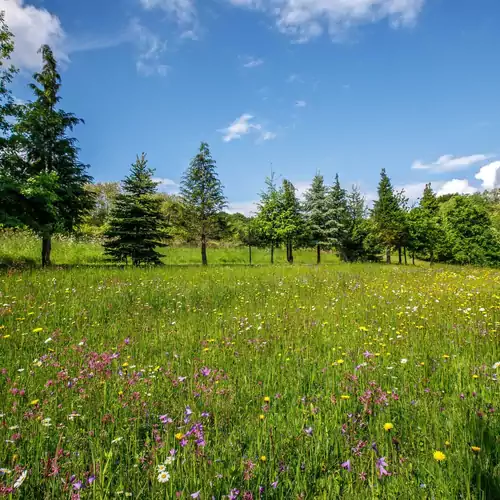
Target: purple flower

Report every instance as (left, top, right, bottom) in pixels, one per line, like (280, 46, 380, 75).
(201, 367, 211, 377)
(159, 414, 172, 424)
(178, 376, 187, 382)
(376, 457, 390, 477)
(363, 351, 373, 359)
(73, 481, 83, 491)
(304, 427, 313, 436)
(191, 491, 201, 498)
(124, 338, 130, 345)
(228, 489, 240, 499)
(201, 412, 210, 418)
(371, 442, 380, 456)
(87, 475, 95, 485)
(271, 481, 278, 489)
(169, 448, 177, 456)
(341, 460, 352, 472)
(180, 438, 188, 447)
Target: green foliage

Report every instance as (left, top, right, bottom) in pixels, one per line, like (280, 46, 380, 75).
(103, 154, 167, 266)
(327, 174, 351, 260)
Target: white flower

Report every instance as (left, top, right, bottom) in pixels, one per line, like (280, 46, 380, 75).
(157, 471, 170, 483)
(157, 464, 166, 472)
(14, 470, 27, 489)
(41, 418, 52, 427)
(111, 437, 123, 444)
(44, 337, 52, 344)
(164, 456, 175, 465)
(0, 468, 12, 474)
(493, 361, 500, 370)
(400, 358, 408, 364)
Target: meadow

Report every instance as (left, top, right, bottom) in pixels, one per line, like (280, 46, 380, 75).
(0, 239, 499, 498)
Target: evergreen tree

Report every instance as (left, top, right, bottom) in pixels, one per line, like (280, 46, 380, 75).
(255, 173, 281, 264)
(277, 179, 304, 264)
(0, 12, 16, 141)
(2, 45, 93, 266)
(304, 173, 335, 264)
(104, 153, 166, 266)
(181, 142, 226, 266)
(327, 174, 350, 260)
(371, 169, 404, 263)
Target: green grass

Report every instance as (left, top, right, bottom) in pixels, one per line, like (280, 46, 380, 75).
(0, 235, 499, 498)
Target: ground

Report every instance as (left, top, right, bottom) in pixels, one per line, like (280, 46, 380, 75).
(0, 252, 499, 498)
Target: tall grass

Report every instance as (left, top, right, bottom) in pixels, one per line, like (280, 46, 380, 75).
(0, 262, 499, 498)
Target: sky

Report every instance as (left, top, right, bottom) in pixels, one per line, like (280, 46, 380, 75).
(3, 0, 500, 215)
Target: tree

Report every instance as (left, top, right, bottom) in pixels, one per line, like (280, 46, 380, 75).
(304, 173, 335, 264)
(255, 173, 281, 264)
(103, 153, 166, 266)
(277, 179, 304, 264)
(181, 142, 226, 265)
(371, 169, 404, 264)
(3, 45, 93, 266)
(327, 174, 350, 260)
(0, 12, 16, 142)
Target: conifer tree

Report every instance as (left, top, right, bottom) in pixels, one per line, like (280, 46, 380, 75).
(104, 153, 166, 265)
(277, 179, 304, 264)
(371, 169, 404, 263)
(181, 142, 226, 266)
(5, 45, 93, 266)
(327, 174, 350, 260)
(304, 173, 335, 264)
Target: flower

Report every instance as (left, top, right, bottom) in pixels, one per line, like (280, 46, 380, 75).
(433, 451, 446, 462)
(259, 414, 265, 421)
(32, 328, 43, 333)
(41, 418, 52, 427)
(31, 399, 39, 406)
(175, 433, 184, 440)
(260, 456, 267, 462)
(376, 457, 389, 477)
(14, 470, 27, 489)
(493, 361, 500, 369)
(164, 456, 175, 465)
(445, 440, 451, 447)
(111, 437, 123, 444)
(336, 359, 344, 364)
(190, 492, 201, 499)
(383, 423, 394, 432)
(157, 471, 170, 483)
(400, 358, 408, 364)
(341, 460, 351, 472)
(157, 464, 166, 472)
(340, 395, 350, 400)
(442, 354, 450, 359)
(471, 446, 481, 453)
(304, 427, 313, 436)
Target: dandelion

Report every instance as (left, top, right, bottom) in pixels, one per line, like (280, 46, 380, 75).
(383, 423, 394, 432)
(340, 395, 350, 400)
(442, 354, 450, 359)
(14, 470, 27, 489)
(471, 446, 481, 453)
(260, 456, 267, 462)
(263, 396, 270, 403)
(433, 451, 446, 462)
(336, 359, 345, 364)
(30, 399, 39, 406)
(32, 328, 43, 333)
(157, 471, 170, 483)
(445, 440, 451, 447)
(259, 414, 265, 421)
(175, 433, 184, 440)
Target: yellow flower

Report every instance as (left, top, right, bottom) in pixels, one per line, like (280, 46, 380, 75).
(203, 347, 209, 352)
(259, 414, 265, 421)
(340, 395, 350, 400)
(32, 327, 43, 333)
(384, 423, 394, 432)
(445, 441, 451, 447)
(442, 354, 450, 359)
(175, 433, 184, 441)
(336, 359, 344, 365)
(122, 362, 128, 368)
(260, 456, 267, 462)
(263, 396, 270, 403)
(472, 374, 479, 379)
(433, 451, 446, 462)
(30, 399, 40, 406)
(471, 446, 481, 453)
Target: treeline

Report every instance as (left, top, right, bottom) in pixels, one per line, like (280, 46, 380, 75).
(1, 17, 499, 267)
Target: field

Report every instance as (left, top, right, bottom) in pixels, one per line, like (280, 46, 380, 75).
(0, 241, 499, 498)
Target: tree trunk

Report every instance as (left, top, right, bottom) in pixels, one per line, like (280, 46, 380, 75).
(316, 244, 321, 265)
(270, 243, 274, 264)
(287, 242, 293, 264)
(412, 251, 415, 265)
(404, 247, 407, 265)
(398, 246, 402, 265)
(249, 245, 252, 265)
(386, 247, 391, 264)
(41, 235, 52, 267)
(201, 234, 208, 266)
(430, 249, 434, 267)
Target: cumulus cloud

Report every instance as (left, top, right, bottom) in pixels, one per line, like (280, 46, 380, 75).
(227, 0, 426, 41)
(412, 154, 492, 173)
(437, 179, 478, 196)
(153, 178, 179, 193)
(226, 201, 258, 216)
(3, 0, 66, 70)
(219, 114, 276, 143)
(140, 0, 196, 24)
(475, 161, 500, 191)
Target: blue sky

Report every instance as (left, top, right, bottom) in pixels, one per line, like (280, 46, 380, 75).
(4, 0, 500, 214)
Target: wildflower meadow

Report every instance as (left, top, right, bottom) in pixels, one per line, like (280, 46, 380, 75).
(0, 262, 499, 499)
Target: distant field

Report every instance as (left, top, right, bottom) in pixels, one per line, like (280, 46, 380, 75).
(0, 262, 499, 498)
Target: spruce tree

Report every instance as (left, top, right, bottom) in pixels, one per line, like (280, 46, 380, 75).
(371, 169, 404, 264)
(327, 174, 350, 260)
(304, 173, 335, 264)
(181, 142, 226, 266)
(277, 179, 304, 264)
(104, 153, 166, 266)
(4, 45, 93, 266)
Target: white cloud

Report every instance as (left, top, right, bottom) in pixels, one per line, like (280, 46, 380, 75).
(3, 0, 66, 70)
(226, 201, 258, 216)
(412, 154, 492, 173)
(228, 0, 426, 41)
(130, 19, 169, 77)
(286, 73, 302, 83)
(242, 56, 263, 68)
(295, 100, 307, 107)
(140, 0, 196, 24)
(153, 177, 179, 193)
(475, 161, 500, 191)
(437, 179, 478, 196)
(219, 114, 276, 143)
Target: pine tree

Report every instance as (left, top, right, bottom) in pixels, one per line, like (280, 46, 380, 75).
(0, 12, 16, 141)
(104, 153, 166, 266)
(4, 45, 93, 266)
(181, 142, 226, 266)
(255, 173, 281, 264)
(371, 169, 404, 264)
(327, 174, 350, 260)
(304, 173, 335, 264)
(277, 179, 304, 264)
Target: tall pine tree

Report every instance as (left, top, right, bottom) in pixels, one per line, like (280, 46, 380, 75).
(304, 173, 335, 264)
(181, 142, 226, 266)
(104, 153, 166, 266)
(327, 174, 350, 260)
(5, 45, 93, 266)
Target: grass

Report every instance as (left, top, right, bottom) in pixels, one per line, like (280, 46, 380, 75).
(0, 235, 499, 498)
